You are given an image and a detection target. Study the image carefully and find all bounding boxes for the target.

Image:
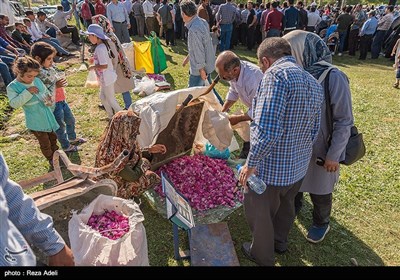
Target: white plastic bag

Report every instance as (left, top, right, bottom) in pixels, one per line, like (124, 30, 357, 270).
(231, 110, 251, 142)
(122, 42, 135, 71)
(68, 194, 149, 266)
(84, 69, 99, 88)
(202, 110, 234, 151)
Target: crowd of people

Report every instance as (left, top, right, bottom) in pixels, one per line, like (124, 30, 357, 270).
(0, 0, 392, 267)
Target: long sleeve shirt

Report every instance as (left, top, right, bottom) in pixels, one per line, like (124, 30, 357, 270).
(53, 9, 72, 29)
(27, 22, 44, 42)
(0, 153, 65, 266)
(377, 13, 394, 31)
(216, 2, 237, 25)
(227, 61, 263, 117)
(0, 25, 19, 48)
(6, 78, 59, 132)
(36, 19, 61, 34)
(185, 15, 215, 76)
(265, 9, 283, 31)
(359, 16, 378, 36)
(143, 0, 154, 17)
(248, 56, 323, 186)
(107, 2, 130, 25)
(283, 6, 299, 30)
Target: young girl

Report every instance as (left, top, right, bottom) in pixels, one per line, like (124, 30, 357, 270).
(30, 41, 86, 152)
(6, 57, 59, 167)
(83, 24, 121, 120)
(210, 25, 220, 56)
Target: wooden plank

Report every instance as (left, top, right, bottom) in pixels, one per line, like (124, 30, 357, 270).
(190, 222, 240, 266)
(18, 172, 57, 190)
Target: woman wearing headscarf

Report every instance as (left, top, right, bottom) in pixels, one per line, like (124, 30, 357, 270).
(95, 110, 167, 198)
(283, 30, 354, 244)
(92, 14, 135, 110)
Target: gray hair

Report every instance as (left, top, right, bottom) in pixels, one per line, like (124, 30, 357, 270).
(180, 0, 197, 17)
(257, 37, 292, 61)
(224, 56, 240, 71)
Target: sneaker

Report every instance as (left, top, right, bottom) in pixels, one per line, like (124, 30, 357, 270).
(241, 242, 256, 263)
(63, 145, 79, 153)
(338, 53, 342, 56)
(306, 224, 330, 243)
(393, 83, 399, 89)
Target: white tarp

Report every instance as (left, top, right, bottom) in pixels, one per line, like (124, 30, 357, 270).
(130, 86, 239, 152)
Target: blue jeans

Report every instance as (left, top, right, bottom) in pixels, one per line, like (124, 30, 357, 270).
(122, 91, 132, 109)
(46, 27, 57, 38)
(0, 55, 15, 86)
(267, 28, 281, 38)
(53, 101, 76, 149)
(38, 38, 69, 55)
(188, 74, 224, 105)
(219, 23, 233, 52)
(338, 31, 347, 53)
(371, 30, 387, 59)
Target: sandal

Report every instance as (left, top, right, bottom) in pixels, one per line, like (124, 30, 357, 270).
(69, 137, 87, 145)
(64, 145, 79, 153)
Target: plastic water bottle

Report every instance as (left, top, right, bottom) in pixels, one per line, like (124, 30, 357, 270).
(236, 165, 267, 195)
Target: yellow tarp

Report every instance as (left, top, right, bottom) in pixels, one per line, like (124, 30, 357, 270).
(134, 41, 154, 74)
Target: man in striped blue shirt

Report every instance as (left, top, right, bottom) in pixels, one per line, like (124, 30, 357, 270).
(0, 154, 74, 266)
(239, 37, 323, 266)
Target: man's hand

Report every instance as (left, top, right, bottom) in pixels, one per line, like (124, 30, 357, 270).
(48, 245, 74, 266)
(149, 144, 167, 154)
(323, 159, 339, 173)
(42, 34, 50, 38)
(199, 68, 207, 80)
(127, 24, 131, 29)
(182, 56, 189, 67)
(27, 87, 39, 94)
(238, 165, 256, 193)
(57, 30, 62, 35)
(228, 114, 243, 126)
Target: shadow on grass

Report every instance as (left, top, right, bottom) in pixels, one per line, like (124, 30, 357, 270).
(164, 73, 176, 90)
(226, 197, 384, 266)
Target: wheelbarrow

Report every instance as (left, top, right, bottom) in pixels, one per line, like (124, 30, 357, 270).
(19, 149, 130, 210)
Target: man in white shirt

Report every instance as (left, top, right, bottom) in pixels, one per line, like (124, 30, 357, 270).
(107, 0, 131, 43)
(24, 16, 72, 57)
(53, 5, 81, 46)
(143, 0, 155, 35)
(216, 51, 264, 159)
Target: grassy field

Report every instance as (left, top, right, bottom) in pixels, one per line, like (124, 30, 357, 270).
(0, 38, 399, 266)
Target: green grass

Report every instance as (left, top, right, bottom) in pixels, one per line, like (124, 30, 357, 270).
(0, 38, 399, 266)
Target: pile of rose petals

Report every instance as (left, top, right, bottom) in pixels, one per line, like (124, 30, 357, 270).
(155, 155, 242, 211)
(87, 210, 130, 240)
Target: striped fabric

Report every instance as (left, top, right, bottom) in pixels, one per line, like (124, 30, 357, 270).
(247, 56, 324, 186)
(0, 153, 65, 266)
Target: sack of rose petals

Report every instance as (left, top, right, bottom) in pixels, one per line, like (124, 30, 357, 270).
(68, 194, 149, 266)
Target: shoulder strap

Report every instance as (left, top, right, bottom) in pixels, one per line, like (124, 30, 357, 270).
(324, 69, 333, 144)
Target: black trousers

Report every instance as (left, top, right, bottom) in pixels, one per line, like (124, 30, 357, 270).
(359, 34, 373, 59)
(348, 28, 360, 56)
(244, 178, 303, 266)
(247, 26, 256, 50)
(60, 25, 80, 44)
(295, 192, 332, 226)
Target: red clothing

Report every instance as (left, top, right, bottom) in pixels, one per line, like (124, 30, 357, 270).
(81, 2, 93, 20)
(55, 88, 66, 102)
(95, 2, 106, 16)
(265, 9, 283, 31)
(0, 25, 19, 48)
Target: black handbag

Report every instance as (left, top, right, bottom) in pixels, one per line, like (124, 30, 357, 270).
(324, 70, 366, 165)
